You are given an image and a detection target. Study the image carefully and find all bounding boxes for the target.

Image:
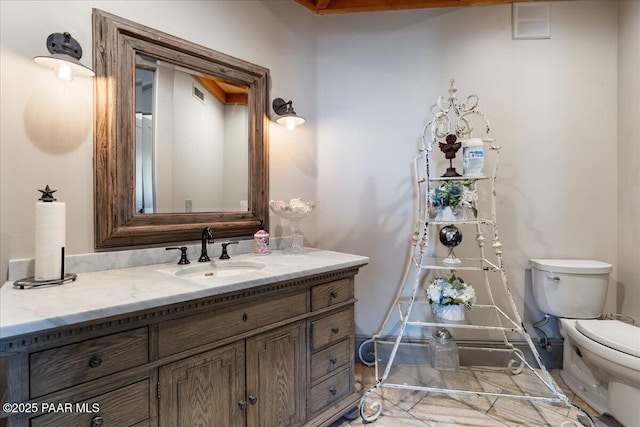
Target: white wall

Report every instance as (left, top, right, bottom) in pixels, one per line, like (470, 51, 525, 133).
(170, 72, 225, 212)
(223, 105, 250, 211)
(617, 0, 640, 321)
(155, 65, 176, 213)
(0, 0, 318, 278)
(315, 1, 620, 337)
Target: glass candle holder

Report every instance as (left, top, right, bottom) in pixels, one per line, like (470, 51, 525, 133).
(269, 198, 317, 255)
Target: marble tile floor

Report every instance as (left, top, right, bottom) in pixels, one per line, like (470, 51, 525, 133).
(331, 363, 600, 427)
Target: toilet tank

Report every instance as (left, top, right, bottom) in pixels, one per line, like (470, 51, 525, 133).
(530, 259, 612, 319)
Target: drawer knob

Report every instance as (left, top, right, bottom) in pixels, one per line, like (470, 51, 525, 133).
(239, 399, 247, 410)
(329, 357, 338, 365)
(330, 291, 338, 298)
(91, 416, 104, 427)
(331, 327, 339, 334)
(249, 395, 258, 405)
(88, 356, 102, 368)
(242, 313, 248, 322)
(329, 387, 337, 396)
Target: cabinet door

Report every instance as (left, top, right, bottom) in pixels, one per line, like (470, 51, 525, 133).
(246, 322, 306, 427)
(159, 341, 245, 427)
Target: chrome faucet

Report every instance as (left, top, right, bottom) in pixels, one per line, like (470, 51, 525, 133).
(198, 227, 214, 262)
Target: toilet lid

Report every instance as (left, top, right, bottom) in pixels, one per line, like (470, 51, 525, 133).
(576, 320, 640, 358)
(529, 259, 612, 274)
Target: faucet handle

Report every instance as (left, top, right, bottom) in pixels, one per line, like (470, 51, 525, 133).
(219, 241, 239, 260)
(166, 246, 190, 264)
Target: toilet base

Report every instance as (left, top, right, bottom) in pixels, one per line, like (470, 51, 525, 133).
(559, 369, 607, 415)
(560, 318, 640, 427)
(608, 381, 640, 427)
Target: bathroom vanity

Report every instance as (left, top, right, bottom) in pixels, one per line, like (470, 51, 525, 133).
(0, 249, 368, 427)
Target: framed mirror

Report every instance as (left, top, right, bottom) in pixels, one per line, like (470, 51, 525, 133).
(93, 9, 269, 248)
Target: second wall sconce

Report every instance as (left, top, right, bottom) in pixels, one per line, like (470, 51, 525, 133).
(272, 98, 305, 131)
(34, 32, 95, 81)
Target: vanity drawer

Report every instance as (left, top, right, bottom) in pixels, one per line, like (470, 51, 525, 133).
(311, 278, 354, 311)
(30, 327, 149, 397)
(30, 379, 150, 427)
(310, 308, 354, 351)
(309, 367, 352, 416)
(158, 290, 307, 357)
(310, 338, 351, 382)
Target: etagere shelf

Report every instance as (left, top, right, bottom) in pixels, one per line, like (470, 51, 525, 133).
(357, 80, 595, 427)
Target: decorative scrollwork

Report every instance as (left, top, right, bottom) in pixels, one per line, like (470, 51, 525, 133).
(358, 338, 376, 367)
(422, 79, 491, 152)
(508, 348, 526, 375)
(359, 386, 383, 422)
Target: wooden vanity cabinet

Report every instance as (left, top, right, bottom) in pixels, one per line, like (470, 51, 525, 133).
(158, 322, 306, 427)
(0, 266, 364, 427)
(158, 341, 245, 427)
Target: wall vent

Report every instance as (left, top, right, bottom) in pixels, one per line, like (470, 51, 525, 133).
(512, 2, 551, 40)
(193, 84, 205, 103)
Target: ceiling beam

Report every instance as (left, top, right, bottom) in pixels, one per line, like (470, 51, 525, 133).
(316, 0, 332, 9)
(194, 75, 226, 104)
(294, 0, 557, 15)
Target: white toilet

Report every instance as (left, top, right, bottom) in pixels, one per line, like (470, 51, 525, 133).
(530, 259, 640, 427)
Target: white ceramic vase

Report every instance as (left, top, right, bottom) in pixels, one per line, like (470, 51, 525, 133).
(432, 304, 468, 323)
(434, 206, 467, 222)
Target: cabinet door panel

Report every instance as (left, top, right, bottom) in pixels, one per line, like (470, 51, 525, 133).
(246, 322, 306, 427)
(159, 342, 245, 427)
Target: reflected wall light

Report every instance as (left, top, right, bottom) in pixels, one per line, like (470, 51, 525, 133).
(272, 98, 305, 131)
(34, 32, 95, 81)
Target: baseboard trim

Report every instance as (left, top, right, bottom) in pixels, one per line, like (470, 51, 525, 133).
(355, 334, 563, 369)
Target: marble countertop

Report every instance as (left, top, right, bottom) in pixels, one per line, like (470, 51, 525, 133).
(0, 249, 368, 340)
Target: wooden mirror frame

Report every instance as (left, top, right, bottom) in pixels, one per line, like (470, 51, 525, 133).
(93, 9, 269, 249)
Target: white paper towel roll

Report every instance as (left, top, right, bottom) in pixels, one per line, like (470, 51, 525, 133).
(35, 201, 66, 280)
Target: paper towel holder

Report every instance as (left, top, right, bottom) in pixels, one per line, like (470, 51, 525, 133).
(13, 247, 77, 289)
(13, 185, 78, 289)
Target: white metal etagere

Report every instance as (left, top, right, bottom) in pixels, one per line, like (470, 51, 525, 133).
(357, 80, 594, 427)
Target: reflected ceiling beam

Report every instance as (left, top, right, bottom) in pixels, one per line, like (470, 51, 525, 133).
(294, 0, 557, 15)
(193, 75, 248, 105)
(316, 0, 332, 10)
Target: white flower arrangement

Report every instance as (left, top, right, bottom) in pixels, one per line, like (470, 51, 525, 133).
(426, 271, 476, 309)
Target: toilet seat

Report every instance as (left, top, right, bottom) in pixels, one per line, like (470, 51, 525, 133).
(575, 320, 640, 358)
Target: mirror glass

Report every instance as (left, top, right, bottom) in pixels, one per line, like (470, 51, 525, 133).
(134, 54, 249, 214)
(93, 9, 269, 248)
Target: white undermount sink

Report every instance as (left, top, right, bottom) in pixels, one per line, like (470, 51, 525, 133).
(172, 261, 266, 279)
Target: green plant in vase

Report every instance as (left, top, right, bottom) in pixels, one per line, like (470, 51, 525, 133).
(429, 181, 477, 221)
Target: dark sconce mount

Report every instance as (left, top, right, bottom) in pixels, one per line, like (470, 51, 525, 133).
(33, 32, 95, 81)
(272, 98, 305, 131)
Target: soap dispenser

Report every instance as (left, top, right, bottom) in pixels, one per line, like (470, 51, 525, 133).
(253, 220, 270, 255)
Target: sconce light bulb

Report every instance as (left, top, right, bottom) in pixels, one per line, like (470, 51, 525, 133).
(56, 63, 74, 82)
(285, 117, 297, 131)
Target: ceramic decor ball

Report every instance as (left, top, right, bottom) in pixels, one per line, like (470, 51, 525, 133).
(439, 225, 462, 248)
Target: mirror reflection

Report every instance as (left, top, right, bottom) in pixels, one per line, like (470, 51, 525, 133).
(135, 54, 249, 214)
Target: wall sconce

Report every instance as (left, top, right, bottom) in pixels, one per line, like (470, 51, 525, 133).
(272, 98, 305, 131)
(34, 32, 94, 81)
